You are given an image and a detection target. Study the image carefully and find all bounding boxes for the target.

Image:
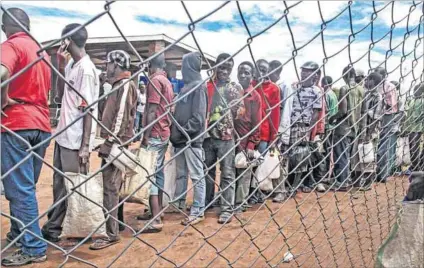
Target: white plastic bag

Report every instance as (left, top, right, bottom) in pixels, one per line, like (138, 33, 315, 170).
(61, 172, 107, 238)
(396, 137, 411, 166)
(235, 151, 263, 169)
(235, 152, 248, 169)
(358, 142, 375, 164)
(107, 143, 141, 176)
(255, 151, 280, 192)
(163, 146, 177, 207)
(120, 148, 157, 205)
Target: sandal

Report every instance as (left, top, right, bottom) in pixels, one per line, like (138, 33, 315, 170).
(89, 238, 120, 250)
(181, 215, 204, 226)
(57, 238, 80, 249)
(139, 222, 163, 233)
(136, 211, 164, 220)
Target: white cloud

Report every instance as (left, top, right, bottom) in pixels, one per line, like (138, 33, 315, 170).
(1, 0, 422, 89)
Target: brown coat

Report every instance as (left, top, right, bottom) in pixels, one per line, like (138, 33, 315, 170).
(100, 76, 138, 143)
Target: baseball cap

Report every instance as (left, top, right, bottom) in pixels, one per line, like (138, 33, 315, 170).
(106, 50, 131, 70)
(356, 69, 365, 77)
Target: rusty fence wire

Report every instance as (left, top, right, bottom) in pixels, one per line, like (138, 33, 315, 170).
(1, 0, 424, 267)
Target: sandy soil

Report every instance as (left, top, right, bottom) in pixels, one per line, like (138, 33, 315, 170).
(1, 142, 408, 267)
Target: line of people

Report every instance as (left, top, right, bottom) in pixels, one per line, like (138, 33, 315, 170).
(2, 7, 424, 266)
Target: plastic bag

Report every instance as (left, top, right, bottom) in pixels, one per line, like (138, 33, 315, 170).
(235, 152, 248, 169)
(106, 143, 141, 176)
(358, 142, 375, 164)
(120, 148, 157, 205)
(235, 151, 264, 169)
(61, 172, 107, 238)
(162, 146, 177, 207)
(255, 151, 280, 192)
(396, 137, 411, 166)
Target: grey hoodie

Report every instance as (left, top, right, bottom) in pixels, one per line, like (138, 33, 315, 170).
(170, 52, 208, 148)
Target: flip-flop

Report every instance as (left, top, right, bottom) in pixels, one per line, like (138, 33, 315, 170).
(89, 239, 120, 250)
(139, 223, 163, 234)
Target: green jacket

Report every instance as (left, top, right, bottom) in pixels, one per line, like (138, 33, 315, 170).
(404, 98, 424, 133)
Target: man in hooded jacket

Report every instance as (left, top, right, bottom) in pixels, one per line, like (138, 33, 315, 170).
(170, 52, 207, 225)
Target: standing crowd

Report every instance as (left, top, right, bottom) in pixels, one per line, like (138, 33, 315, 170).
(1, 8, 424, 266)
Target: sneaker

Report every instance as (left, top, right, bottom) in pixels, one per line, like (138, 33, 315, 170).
(218, 213, 233, 224)
(358, 184, 372, 191)
(1, 249, 46, 266)
(316, 183, 326, 193)
(234, 207, 244, 215)
(181, 215, 205, 226)
(6, 232, 22, 248)
(302, 186, 313, 193)
(273, 193, 288, 203)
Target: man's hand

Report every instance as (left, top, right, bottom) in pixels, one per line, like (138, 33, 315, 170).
(79, 145, 90, 175)
(246, 149, 255, 160)
(141, 137, 149, 147)
(57, 44, 70, 69)
(98, 140, 113, 159)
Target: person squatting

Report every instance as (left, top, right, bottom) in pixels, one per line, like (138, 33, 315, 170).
(2, 7, 423, 266)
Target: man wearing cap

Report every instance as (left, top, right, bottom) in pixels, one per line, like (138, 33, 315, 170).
(90, 50, 137, 250)
(288, 61, 322, 197)
(355, 69, 366, 87)
(42, 23, 100, 247)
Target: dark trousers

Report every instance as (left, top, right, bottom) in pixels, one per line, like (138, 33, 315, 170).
(409, 132, 424, 171)
(333, 135, 353, 185)
(42, 143, 81, 239)
(204, 138, 235, 215)
(101, 159, 123, 240)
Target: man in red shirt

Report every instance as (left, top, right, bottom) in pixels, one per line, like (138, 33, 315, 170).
(138, 53, 173, 233)
(254, 59, 281, 153)
(1, 8, 51, 266)
(250, 59, 280, 204)
(234, 61, 262, 213)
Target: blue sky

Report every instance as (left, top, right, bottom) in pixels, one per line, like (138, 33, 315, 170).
(1, 1, 423, 86)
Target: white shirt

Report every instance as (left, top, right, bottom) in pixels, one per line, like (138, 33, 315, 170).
(55, 55, 99, 151)
(278, 82, 294, 145)
(137, 90, 146, 113)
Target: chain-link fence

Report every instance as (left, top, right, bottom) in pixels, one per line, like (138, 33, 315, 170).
(1, 1, 424, 267)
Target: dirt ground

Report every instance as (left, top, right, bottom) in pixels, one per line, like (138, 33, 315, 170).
(1, 142, 409, 268)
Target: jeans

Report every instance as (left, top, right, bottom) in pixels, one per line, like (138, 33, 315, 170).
(204, 138, 236, 215)
(173, 147, 206, 217)
(377, 131, 397, 181)
(258, 141, 269, 155)
(333, 135, 353, 185)
(147, 137, 169, 195)
(134, 112, 142, 133)
(1, 130, 50, 256)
